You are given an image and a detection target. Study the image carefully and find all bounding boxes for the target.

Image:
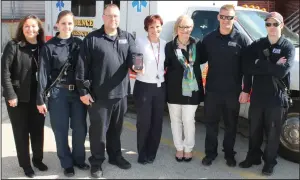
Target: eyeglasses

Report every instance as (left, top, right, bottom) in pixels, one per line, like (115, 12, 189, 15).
(178, 26, 193, 30)
(219, 15, 235, 20)
(265, 22, 280, 27)
(103, 14, 119, 19)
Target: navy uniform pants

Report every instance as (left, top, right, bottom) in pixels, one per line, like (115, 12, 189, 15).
(48, 87, 87, 169)
(245, 105, 286, 165)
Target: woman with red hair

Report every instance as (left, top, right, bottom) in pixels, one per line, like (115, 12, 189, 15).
(132, 14, 167, 165)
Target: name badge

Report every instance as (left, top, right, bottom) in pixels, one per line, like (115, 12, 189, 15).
(228, 41, 237, 47)
(119, 39, 128, 44)
(272, 48, 281, 54)
(176, 49, 183, 56)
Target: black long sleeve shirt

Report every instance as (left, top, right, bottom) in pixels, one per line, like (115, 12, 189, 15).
(200, 27, 252, 94)
(243, 36, 295, 107)
(75, 26, 136, 101)
(37, 35, 82, 105)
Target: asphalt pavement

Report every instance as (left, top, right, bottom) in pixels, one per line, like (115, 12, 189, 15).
(1, 99, 299, 179)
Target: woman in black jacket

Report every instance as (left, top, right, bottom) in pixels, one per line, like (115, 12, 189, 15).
(1, 15, 47, 178)
(164, 15, 204, 162)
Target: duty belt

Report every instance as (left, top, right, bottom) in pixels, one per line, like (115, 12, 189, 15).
(56, 84, 75, 91)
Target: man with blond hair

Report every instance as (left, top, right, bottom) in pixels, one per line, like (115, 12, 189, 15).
(199, 4, 252, 167)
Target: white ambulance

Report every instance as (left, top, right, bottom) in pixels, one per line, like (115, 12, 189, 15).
(45, 0, 299, 163)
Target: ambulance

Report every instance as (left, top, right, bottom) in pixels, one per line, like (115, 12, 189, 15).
(45, 0, 299, 163)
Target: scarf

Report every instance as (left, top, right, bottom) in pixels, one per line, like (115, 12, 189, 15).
(174, 37, 199, 97)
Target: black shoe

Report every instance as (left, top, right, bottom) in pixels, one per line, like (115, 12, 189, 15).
(175, 156, 184, 162)
(239, 159, 261, 168)
(64, 167, 75, 177)
(91, 165, 103, 178)
(184, 157, 192, 162)
(137, 160, 148, 165)
(225, 157, 236, 167)
(147, 157, 155, 164)
(32, 160, 48, 171)
(202, 156, 215, 166)
(74, 162, 90, 170)
(109, 156, 131, 169)
(23, 167, 35, 178)
(262, 164, 274, 176)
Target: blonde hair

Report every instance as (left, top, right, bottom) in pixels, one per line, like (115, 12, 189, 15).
(173, 15, 194, 38)
(220, 4, 236, 12)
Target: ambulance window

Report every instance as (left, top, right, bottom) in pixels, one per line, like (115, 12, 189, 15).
(191, 11, 219, 40)
(72, 0, 96, 17)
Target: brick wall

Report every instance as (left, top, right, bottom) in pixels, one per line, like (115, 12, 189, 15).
(238, 1, 299, 19)
(238, 1, 275, 12)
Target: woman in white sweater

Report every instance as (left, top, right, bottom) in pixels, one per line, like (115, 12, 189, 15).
(132, 14, 167, 165)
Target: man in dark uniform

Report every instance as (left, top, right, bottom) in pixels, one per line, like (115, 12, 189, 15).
(239, 12, 295, 176)
(200, 4, 252, 167)
(75, 4, 137, 178)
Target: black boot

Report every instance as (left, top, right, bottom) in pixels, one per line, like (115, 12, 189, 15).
(239, 158, 261, 168)
(225, 157, 236, 167)
(64, 167, 75, 177)
(109, 156, 131, 169)
(91, 165, 103, 178)
(23, 166, 35, 178)
(262, 164, 275, 176)
(202, 156, 215, 166)
(32, 160, 48, 171)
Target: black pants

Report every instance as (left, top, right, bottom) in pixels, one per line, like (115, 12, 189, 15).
(133, 80, 165, 162)
(246, 105, 285, 165)
(204, 91, 240, 159)
(87, 97, 127, 166)
(6, 99, 45, 168)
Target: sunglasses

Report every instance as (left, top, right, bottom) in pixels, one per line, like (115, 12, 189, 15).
(219, 15, 234, 20)
(265, 22, 281, 27)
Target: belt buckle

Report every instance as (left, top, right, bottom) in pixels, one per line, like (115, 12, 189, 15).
(69, 85, 75, 91)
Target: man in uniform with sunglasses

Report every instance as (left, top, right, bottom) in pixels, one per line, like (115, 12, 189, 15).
(239, 12, 295, 175)
(200, 4, 252, 167)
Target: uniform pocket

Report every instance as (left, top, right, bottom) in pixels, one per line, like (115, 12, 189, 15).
(49, 87, 60, 99)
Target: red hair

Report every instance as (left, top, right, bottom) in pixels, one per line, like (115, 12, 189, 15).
(144, 14, 163, 31)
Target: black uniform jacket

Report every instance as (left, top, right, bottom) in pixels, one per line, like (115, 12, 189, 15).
(75, 25, 136, 101)
(200, 27, 252, 94)
(243, 36, 295, 107)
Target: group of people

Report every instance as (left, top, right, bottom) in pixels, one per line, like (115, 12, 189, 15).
(1, 3, 295, 178)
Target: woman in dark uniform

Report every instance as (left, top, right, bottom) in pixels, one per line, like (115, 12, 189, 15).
(37, 10, 89, 177)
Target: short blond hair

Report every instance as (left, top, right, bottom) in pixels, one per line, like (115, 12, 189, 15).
(173, 15, 194, 37)
(220, 4, 236, 12)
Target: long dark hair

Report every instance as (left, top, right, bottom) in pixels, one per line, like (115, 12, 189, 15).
(13, 15, 45, 44)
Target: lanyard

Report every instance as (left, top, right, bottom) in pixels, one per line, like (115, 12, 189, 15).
(148, 37, 160, 72)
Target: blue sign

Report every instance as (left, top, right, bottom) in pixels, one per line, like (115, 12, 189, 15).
(132, 0, 147, 12)
(56, 0, 64, 11)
